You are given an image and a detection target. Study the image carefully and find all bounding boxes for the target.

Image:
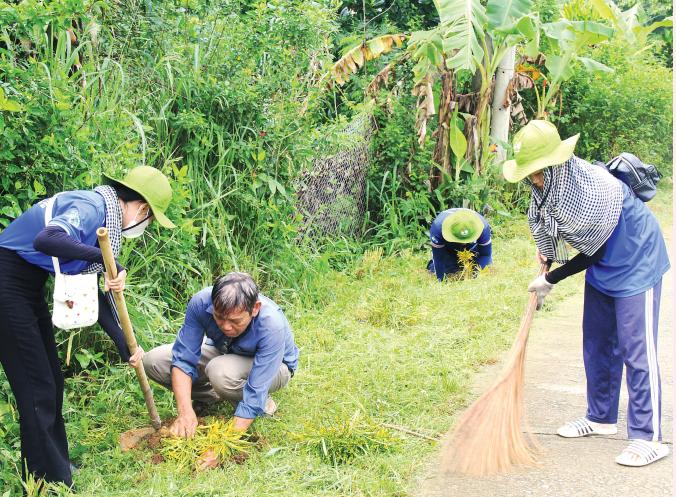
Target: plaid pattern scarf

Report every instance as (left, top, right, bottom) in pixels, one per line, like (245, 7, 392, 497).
(82, 185, 122, 274)
(526, 156, 624, 264)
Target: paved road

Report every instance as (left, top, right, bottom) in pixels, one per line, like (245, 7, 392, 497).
(415, 232, 673, 497)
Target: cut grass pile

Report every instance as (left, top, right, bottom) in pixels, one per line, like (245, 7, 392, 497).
(158, 419, 253, 470)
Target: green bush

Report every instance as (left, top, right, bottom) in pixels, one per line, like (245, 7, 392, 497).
(552, 39, 673, 175)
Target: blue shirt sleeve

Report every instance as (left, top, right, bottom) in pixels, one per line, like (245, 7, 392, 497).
(429, 210, 448, 246)
(431, 246, 459, 281)
(171, 296, 206, 382)
(234, 319, 287, 419)
(476, 221, 492, 269)
(48, 200, 100, 244)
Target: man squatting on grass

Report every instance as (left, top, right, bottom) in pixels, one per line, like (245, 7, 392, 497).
(504, 120, 670, 467)
(142, 272, 299, 435)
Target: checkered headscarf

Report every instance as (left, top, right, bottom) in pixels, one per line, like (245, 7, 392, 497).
(82, 185, 122, 274)
(526, 156, 624, 264)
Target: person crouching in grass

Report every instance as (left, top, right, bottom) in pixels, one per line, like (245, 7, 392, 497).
(142, 272, 299, 435)
(427, 208, 492, 281)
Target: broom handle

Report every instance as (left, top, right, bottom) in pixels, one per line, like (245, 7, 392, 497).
(514, 263, 550, 347)
(97, 227, 162, 430)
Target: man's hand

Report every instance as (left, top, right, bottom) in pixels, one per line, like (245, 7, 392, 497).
(171, 367, 197, 438)
(535, 248, 548, 265)
(128, 346, 144, 368)
(528, 274, 554, 310)
(196, 448, 219, 471)
(170, 410, 198, 438)
(104, 269, 127, 293)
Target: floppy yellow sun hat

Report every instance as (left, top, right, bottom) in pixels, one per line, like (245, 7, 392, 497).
(104, 166, 176, 228)
(441, 209, 484, 244)
(502, 120, 579, 183)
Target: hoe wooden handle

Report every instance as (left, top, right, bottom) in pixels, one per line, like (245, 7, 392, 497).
(97, 227, 162, 430)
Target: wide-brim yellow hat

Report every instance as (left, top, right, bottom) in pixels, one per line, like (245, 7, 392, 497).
(103, 166, 176, 228)
(441, 209, 484, 244)
(503, 120, 579, 183)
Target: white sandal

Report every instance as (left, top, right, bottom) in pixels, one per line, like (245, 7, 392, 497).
(557, 417, 618, 438)
(616, 440, 669, 467)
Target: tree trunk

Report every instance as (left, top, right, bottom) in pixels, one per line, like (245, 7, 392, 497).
(467, 38, 493, 175)
(489, 46, 516, 163)
(430, 69, 454, 190)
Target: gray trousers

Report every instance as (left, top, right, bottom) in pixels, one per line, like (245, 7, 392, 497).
(142, 343, 291, 404)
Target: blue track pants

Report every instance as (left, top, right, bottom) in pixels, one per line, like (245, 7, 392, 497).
(582, 280, 662, 441)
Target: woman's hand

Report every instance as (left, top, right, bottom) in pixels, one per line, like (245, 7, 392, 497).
(128, 346, 144, 369)
(528, 274, 554, 310)
(104, 269, 127, 293)
(535, 248, 548, 265)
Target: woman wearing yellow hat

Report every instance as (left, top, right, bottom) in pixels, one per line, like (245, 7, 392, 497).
(0, 166, 175, 488)
(427, 208, 492, 281)
(504, 120, 670, 467)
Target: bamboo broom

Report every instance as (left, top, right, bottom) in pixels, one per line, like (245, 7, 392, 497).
(440, 263, 547, 476)
(97, 227, 162, 430)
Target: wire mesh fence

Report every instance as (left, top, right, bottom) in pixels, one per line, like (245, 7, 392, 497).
(295, 114, 375, 239)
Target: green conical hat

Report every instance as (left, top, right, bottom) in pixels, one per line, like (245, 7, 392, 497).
(103, 166, 176, 228)
(441, 209, 484, 244)
(502, 120, 579, 183)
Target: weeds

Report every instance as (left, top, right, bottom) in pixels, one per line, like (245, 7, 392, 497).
(158, 418, 252, 471)
(291, 414, 398, 465)
(455, 248, 479, 281)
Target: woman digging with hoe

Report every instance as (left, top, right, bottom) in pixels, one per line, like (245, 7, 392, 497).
(503, 120, 670, 467)
(0, 166, 175, 489)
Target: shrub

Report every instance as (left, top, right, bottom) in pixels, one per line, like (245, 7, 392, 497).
(552, 39, 673, 175)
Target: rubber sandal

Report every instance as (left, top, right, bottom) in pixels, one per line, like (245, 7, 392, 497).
(557, 417, 618, 438)
(616, 440, 669, 467)
(263, 397, 277, 417)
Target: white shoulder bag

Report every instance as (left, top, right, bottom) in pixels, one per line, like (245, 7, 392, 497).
(45, 195, 99, 329)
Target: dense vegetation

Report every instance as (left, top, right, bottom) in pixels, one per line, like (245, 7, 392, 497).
(0, 0, 671, 495)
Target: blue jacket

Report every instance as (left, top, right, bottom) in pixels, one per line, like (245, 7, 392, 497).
(0, 191, 106, 274)
(586, 183, 670, 297)
(171, 287, 299, 419)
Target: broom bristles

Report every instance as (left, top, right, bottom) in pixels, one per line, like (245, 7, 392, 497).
(440, 284, 543, 476)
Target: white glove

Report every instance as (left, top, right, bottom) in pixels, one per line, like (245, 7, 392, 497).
(528, 274, 554, 310)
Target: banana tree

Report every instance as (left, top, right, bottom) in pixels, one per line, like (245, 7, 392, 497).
(534, 19, 614, 117)
(469, 0, 540, 173)
(391, 0, 541, 180)
(328, 0, 540, 180)
(326, 0, 627, 184)
(589, 0, 672, 50)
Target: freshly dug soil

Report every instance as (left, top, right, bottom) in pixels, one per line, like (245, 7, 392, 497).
(119, 416, 253, 470)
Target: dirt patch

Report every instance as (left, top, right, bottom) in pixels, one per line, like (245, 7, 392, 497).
(120, 427, 156, 452)
(119, 416, 255, 471)
(231, 452, 249, 465)
(119, 417, 178, 451)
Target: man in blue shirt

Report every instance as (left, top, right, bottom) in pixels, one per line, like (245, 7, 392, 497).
(143, 272, 299, 435)
(427, 208, 492, 281)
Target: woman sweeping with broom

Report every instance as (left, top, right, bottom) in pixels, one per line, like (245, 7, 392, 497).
(0, 166, 175, 489)
(503, 120, 670, 467)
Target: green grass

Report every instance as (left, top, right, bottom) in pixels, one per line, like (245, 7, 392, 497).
(2, 183, 672, 497)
